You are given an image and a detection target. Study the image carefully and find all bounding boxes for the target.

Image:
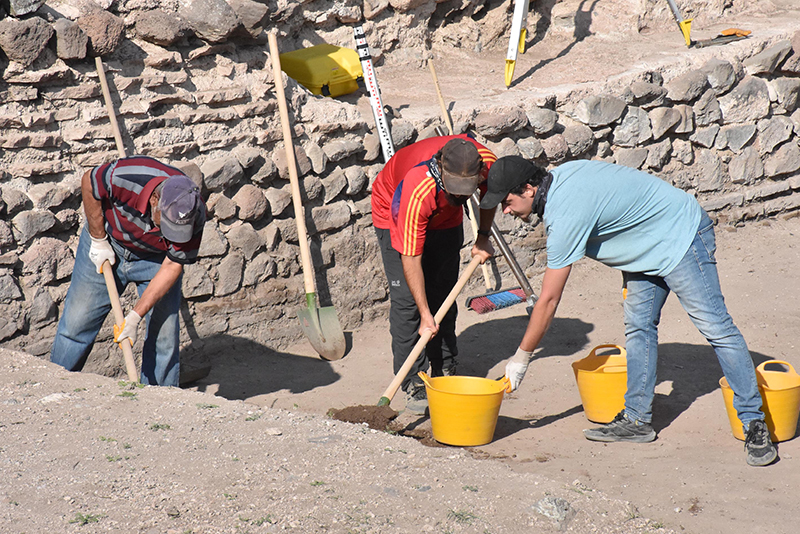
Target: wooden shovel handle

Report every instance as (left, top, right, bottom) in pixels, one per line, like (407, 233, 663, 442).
(102, 261, 139, 382)
(268, 32, 316, 295)
(378, 255, 483, 405)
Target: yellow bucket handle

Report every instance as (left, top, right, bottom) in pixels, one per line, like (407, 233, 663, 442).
(589, 344, 626, 358)
(419, 371, 512, 393)
(756, 360, 798, 376)
(418, 371, 432, 388)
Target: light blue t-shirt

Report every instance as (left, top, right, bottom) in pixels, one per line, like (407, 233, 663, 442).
(544, 160, 702, 277)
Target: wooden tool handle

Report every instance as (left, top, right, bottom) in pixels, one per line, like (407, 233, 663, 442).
(268, 33, 316, 296)
(95, 57, 126, 159)
(102, 262, 139, 382)
(467, 198, 493, 290)
(95, 59, 139, 383)
(378, 255, 483, 405)
(428, 59, 454, 135)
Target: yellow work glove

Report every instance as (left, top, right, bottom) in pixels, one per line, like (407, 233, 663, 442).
(114, 310, 141, 348)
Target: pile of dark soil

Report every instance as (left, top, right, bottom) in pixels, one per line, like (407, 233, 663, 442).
(328, 404, 398, 430)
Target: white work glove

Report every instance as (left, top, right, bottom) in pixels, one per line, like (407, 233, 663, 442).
(505, 348, 534, 392)
(114, 310, 142, 348)
(88, 233, 116, 274)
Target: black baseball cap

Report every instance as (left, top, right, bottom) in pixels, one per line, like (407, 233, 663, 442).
(480, 156, 538, 209)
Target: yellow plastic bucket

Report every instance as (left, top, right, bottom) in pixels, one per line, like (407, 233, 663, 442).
(719, 360, 800, 442)
(571, 344, 628, 423)
(418, 372, 508, 446)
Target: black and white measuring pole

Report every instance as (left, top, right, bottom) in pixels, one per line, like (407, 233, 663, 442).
(353, 24, 395, 163)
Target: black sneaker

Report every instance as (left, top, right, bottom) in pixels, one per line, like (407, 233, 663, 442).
(404, 384, 428, 415)
(583, 411, 657, 443)
(744, 420, 777, 466)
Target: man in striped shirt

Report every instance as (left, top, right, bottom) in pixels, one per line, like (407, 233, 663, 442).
(371, 135, 497, 413)
(51, 156, 206, 387)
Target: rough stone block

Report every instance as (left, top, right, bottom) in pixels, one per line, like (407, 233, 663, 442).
(744, 40, 793, 75)
(612, 106, 652, 147)
(573, 95, 626, 127)
(475, 106, 528, 137)
(195, 87, 249, 106)
(719, 76, 770, 123)
(764, 142, 800, 177)
(233, 184, 268, 221)
(53, 18, 88, 60)
(525, 107, 558, 135)
(0, 16, 53, 67)
(614, 147, 648, 170)
(179, 0, 243, 43)
(77, 10, 125, 56)
(183, 262, 215, 299)
(310, 202, 351, 233)
(666, 69, 709, 102)
(133, 9, 191, 46)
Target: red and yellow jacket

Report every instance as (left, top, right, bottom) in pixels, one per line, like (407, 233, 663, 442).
(371, 134, 496, 256)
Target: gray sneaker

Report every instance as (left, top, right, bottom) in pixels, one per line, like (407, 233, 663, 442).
(442, 359, 458, 376)
(744, 420, 777, 467)
(583, 411, 656, 443)
(404, 385, 428, 415)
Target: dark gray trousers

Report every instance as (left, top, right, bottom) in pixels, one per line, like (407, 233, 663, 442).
(375, 226, 463, 392)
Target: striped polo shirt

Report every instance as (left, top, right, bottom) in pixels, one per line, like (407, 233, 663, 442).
(90, 156, 203, 264)
(370, 134, 496, 256)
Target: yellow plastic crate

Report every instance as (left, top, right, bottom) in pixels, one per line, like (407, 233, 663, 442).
(279, 44, 363, 98)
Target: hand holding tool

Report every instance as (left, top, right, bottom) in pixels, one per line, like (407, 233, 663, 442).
(94, 56, 139, 382)
(378, 255, 482, 406)
(88, 234, 116, 274)
(114, 310, 142, 347)
(102, 261, 139, 382)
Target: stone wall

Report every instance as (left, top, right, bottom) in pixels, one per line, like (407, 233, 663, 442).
(1, 0, 799, 379)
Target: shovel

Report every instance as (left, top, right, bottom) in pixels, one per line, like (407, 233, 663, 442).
(268, 33, 346, 361)
(377, 255, 482, 406)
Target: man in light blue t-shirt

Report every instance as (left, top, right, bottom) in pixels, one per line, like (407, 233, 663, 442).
(481, 156, 776, 467)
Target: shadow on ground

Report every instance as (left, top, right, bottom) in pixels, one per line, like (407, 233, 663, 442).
(455, 314, 595, 378)
(184, 334, 340, 401)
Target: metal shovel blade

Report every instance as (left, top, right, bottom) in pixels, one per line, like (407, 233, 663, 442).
(298, 304, 346, 361)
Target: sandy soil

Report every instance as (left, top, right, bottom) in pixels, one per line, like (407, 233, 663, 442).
(4, 4, 800, 533)
(187, 213, 800, 534)
(5, 217, 797, 534)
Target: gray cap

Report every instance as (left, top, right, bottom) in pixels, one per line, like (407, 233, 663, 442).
(158, 175, 205, 243)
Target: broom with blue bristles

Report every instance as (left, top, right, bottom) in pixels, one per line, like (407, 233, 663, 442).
(465, 194, 538, 314)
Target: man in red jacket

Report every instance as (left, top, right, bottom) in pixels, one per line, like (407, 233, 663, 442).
(371, 135, 497, 413)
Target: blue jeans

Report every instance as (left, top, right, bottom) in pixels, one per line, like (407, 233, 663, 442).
(622, 212, 763, 427)
(51, 226, 183, 386)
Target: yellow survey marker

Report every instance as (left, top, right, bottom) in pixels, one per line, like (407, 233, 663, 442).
(505, 0, 530, 87)
(665, 0, 693, 47)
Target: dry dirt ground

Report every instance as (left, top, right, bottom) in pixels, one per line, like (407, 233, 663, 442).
(190, 214, 800, 534)
(4, 5, 800, 534)
(6, 209, 798, 534)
